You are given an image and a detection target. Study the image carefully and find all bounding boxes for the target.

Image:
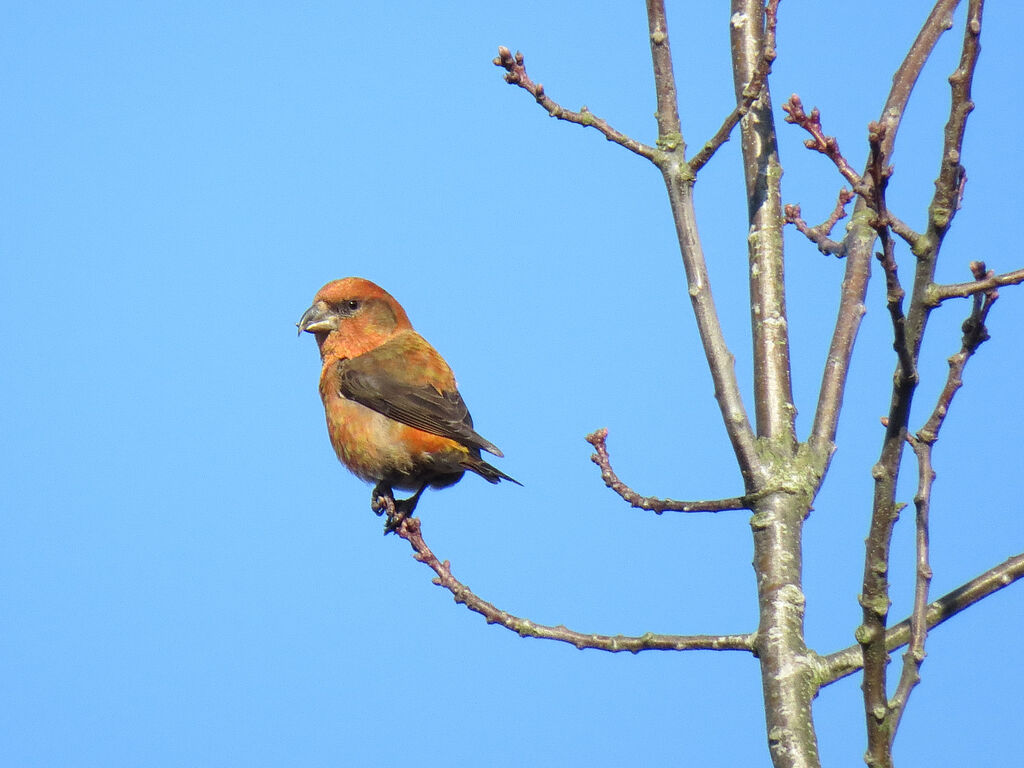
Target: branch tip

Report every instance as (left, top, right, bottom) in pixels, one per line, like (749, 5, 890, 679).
(783, 94, 866, 192)
(585, 428, 749, 513)
(494, 46, 657, 161)
(785, 187, 854, 256)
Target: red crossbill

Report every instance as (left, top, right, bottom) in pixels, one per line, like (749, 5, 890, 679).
(298, 277, 518, 525)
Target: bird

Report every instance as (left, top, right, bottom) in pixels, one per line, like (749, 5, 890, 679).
(297, 277, 518, 528)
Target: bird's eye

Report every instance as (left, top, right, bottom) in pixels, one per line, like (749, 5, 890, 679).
(343, 299, 361, 313)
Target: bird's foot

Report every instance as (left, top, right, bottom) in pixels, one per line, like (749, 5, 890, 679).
(371, 482, 395, 518)
(382, 504, 410, 534)
(371, 483, 411, 535)
(373, 483, 426, 535)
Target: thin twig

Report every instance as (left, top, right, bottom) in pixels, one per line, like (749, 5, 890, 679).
(393, 515, 757, 654)
(885, 213, 921, 248)
(818, 552, 1024, 685)
(921, 2, 981, 248)
(585, 429, 750, 513)
(918, 261, 998, 441)
(926, 266, 1024, 304)
(782, 95, 869, 196)
(493, 47, 659, 162)
(868, 121, 917, 384)
(887, 431, 933, 734)
(689, 0, 780, 172)
(784, 188, 853, 256)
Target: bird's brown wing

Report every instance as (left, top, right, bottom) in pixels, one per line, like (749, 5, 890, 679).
(334, 342, 504, 457)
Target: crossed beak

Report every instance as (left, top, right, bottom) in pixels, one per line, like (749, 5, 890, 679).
(296, 301, 338, 336)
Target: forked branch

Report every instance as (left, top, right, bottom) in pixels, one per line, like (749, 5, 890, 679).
(807, 0, 964, 464)
(926, 266, 1024, 304)
(819, 552, 1024, 684)
(784, 188, 854, 257)
(689, 0, 780, 172)
(860, 5, 986, 766)
(890, 261, 1000, 728)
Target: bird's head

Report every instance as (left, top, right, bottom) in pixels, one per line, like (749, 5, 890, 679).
(297, 278, 413, 358)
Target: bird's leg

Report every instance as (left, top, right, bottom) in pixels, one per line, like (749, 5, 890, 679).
(396, 483, 427, 516)
(382, 483, 428, 534)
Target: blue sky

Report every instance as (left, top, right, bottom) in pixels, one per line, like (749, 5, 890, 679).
(2, 2, 1022, 766)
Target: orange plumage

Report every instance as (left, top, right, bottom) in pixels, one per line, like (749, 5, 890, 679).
(298, 278, 517, 521)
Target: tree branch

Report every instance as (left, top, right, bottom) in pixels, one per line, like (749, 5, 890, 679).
(495, 6, 761, 487)
(585, 429, 750, 513)
(493, 47, 659, 162)
(646, 0, 683, 149)
(689, 0, 780, 173)
(807, 0, 963, 466)
(393, 516, 756, 654)
(926, 265, 1024, 304)
(918, 1, 981, 264)
(819, 553, 1024, 685)
(917, 261, 997, 440)
(888, 259, 998, 730)
(860, 6, 983, 766)
(905, 0, 981, 360)
(885, 261, 998, 733)
(732, 0, 796, 448)
(886, 433, 933, 735)
(724, 4, 824, 766)
(643, 0, 762, 488)
(867, 122, 917, 384)
(782, 95, 869, 196)
(884, 213, 921, 248)
(784, 188, 854, 257)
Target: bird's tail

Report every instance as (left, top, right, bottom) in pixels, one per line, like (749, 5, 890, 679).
(461, 456, 522, 486)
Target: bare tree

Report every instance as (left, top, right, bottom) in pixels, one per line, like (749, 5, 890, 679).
(383, 2, 1022, 767)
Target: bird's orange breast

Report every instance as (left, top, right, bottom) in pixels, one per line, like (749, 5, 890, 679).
(320, 386, 469, 490)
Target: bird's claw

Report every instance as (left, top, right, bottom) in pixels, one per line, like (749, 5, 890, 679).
(370, 484, 406, 534)
(371, 482, 395, 516)
(371, 494, 393, 518)
(382, 508, 409, 535)
(371, 482, 426, 534)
